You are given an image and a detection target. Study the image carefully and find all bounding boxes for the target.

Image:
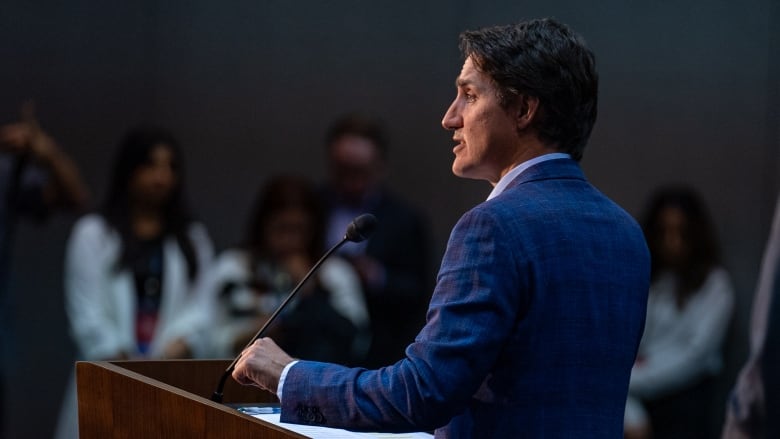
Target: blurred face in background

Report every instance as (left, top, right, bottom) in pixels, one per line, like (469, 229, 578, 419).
(129, 143, 178, 210)
(328, 134, 384, 205)
(263, 207, 313, 260)
(656, 206, 689, 269)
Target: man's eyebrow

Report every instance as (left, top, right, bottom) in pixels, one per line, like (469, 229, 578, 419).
(455, 77, 472, 88)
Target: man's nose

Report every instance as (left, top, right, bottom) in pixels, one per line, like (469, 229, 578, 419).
(441, 100, 461, 130)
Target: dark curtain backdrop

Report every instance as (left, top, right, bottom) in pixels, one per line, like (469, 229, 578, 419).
(1, 1, 778, 437)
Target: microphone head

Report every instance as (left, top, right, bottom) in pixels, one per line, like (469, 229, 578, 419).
(344, 214, 378, 243)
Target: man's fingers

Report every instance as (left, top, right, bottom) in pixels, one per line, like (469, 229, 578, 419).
(232, 369, 252, 386)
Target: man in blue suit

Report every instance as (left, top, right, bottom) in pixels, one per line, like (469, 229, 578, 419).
(233, 18, 650, 438)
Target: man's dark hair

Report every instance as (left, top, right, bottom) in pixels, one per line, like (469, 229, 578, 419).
(324, 112, 388, 160)
(459, 18, 598, 161)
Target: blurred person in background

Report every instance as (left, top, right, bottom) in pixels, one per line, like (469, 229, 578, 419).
(722, 193, 780, 439)
(202, 175, 369, 364)
(625, 186, 735, 439)
(55, 126, 214, 438)
(0, 101, 88, 436)
(321, 113, 432, 368)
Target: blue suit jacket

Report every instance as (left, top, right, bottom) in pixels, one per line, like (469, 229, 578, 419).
(280, 158, 650, 438)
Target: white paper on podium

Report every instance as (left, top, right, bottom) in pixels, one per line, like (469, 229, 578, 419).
(250, 413, 434, 439)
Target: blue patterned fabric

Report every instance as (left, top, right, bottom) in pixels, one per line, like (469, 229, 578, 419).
(280, 158, 650, 438)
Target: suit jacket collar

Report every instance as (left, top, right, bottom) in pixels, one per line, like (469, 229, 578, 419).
(504, 158, 585, 191)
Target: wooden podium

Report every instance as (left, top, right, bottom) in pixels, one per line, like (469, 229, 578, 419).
(76, 359, 306, 438)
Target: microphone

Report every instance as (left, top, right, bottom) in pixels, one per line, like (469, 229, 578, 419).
(210, 213, 378, 403)
(345, 212, 378, 243)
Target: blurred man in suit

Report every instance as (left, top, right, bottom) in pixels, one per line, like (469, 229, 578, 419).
(320, 113, 432, 367)
(233, 18, 650, 438)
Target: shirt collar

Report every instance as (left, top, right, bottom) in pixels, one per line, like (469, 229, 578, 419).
(487, 153, 571, 200)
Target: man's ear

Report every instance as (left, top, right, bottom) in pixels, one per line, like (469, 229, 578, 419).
(516, 95, 540, 130)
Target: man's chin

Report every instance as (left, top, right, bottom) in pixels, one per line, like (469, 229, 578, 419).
(452, 163, 478, 180)
(452, 160, 467, 178)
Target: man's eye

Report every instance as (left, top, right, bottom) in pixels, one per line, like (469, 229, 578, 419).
(465, 93, 476, 103)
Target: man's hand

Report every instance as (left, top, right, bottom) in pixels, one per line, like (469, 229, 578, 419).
(232, 337, 295, 394)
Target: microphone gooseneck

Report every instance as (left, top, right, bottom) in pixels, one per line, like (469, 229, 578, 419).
(210, 213, 377, 403)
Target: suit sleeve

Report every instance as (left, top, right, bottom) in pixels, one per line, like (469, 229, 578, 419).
(279, 207, 526, 432)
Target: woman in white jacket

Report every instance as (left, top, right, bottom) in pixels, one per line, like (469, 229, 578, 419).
(56, 126, 214, 438)
(624, 186, 734, 439)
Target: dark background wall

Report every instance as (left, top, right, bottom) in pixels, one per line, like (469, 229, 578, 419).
(1, 1, 778, 437)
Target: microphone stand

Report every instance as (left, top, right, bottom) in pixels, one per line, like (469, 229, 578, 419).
(210, 236, 350, 403)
